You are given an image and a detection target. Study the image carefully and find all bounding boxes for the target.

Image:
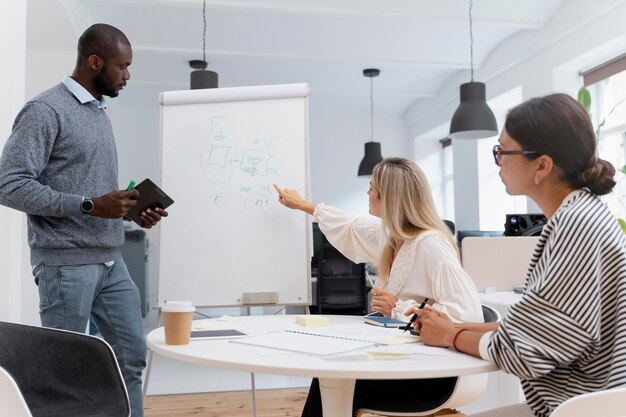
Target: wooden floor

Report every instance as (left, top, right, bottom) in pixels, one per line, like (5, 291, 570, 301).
(144, 388, 308, 417)
(144, 388, 465, 417)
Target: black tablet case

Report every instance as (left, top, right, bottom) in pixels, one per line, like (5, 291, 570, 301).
(125, 178, 174, 226)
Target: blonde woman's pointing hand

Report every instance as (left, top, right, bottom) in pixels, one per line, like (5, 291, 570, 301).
(273, 183, 316, 215)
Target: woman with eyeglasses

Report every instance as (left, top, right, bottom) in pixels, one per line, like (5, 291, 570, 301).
(414, 93, 626, 417)
(274, 157, 482, 417)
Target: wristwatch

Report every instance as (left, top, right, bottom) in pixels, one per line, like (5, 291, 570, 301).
(80, 197, 94, 215)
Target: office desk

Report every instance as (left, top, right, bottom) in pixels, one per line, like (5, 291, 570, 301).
(147, 315, 497, 417)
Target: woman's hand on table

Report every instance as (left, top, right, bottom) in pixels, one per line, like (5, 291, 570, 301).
(370, 287, 398, 317)
(409, 306, 458, 347)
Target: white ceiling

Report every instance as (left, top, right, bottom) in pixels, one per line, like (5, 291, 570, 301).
(27, 0, 568, 115)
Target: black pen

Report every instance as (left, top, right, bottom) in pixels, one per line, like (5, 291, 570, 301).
(402, 297, 429, 333)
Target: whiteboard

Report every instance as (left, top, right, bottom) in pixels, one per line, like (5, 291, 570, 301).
(157, 84, 311, 307)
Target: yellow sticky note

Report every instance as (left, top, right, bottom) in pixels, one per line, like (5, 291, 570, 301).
(295, 315, 330, 327)
(380, 334, 421, 345)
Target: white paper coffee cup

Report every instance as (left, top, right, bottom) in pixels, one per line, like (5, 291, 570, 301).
(162, 301, 195, 345)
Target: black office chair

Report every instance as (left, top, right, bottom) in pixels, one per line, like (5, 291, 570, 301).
(443, 219, 456, 235)
(480, 304, 500, 322)
(357, 304, 500, 416)
(315, 236, 368, 315)
(0, 321, 130, 417)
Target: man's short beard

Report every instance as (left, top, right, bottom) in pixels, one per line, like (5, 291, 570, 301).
(94, 66, 118, 98)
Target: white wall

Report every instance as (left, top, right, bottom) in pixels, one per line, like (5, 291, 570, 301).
(0, 1, 37, 324)
(308, 92, 410, 214)
(452, 140, 481, 230)
(409, 0, 626, 230)
(0, 2, 82, 326)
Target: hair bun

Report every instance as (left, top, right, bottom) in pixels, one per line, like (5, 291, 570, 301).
(578, 158, 616, 195)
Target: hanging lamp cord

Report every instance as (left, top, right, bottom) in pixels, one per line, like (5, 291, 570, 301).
(469, 0, 474, 82)
(202, 0, 207, 65)
(370, 75, 375, 142)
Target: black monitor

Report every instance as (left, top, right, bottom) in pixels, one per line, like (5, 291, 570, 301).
(504, 213, 547, 236)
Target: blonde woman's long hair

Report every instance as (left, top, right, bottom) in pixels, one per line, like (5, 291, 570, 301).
(372, 157, 457, 283)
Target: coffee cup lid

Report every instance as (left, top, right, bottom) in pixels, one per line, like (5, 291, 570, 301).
(162, 300, 195, 312)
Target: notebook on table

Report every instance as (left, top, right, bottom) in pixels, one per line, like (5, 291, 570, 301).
(231, 330, 375, 356)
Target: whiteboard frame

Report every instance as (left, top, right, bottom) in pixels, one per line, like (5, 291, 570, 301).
(156, 83, 312, 308)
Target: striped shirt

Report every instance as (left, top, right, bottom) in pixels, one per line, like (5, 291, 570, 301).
(485, 189, 626, 417)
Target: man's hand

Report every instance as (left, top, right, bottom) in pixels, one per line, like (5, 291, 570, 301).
(91, 189, 139, 218)
(139, 207, 168, 229)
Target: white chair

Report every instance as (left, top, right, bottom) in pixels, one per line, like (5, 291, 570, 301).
(0, 366, 33, 417)
(461, 236, 539, 291)
(550, 386, 626, 417)
(357, 305, 500, 416)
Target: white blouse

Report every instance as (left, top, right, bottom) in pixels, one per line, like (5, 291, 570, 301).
(313, 203, 483, 323)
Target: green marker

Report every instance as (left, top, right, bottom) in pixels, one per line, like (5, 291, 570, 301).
(127, 180, 136, 190)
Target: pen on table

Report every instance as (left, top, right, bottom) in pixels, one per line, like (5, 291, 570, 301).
(402, 297, 429, 333)
(365, 272, 375, 288)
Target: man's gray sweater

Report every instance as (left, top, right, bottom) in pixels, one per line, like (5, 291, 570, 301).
(0, 83, 123, 265)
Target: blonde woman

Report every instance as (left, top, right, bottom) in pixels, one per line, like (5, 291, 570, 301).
(274, 157, 482, 416)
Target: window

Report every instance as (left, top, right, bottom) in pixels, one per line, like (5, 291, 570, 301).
(583, 60, 626, 220)
(441, 138, 455, 222)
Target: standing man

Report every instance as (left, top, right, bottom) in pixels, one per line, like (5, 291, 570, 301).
(0, 23, 166, 417)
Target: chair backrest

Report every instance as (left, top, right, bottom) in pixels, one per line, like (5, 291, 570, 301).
(550, 386, 626, 417)
(0, 321, 130, 417)
(481, 304, 501, 323)
(462, 236, 539, 291)
(0, 366, 33, 417)
(443, 220, 455, 235)
(316, 237, 367, 315)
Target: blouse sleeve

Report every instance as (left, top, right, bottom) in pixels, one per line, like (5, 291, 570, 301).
(389, 232, 482, 323)
(313, 203, 380, 265)
(432, 261, 484, 323)
(422, 233, 483, 323)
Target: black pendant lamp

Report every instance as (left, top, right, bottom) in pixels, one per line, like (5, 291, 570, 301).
(449, 0, 497, 139)
(189, 0, 218, 89)
(358, 68, 384, 176)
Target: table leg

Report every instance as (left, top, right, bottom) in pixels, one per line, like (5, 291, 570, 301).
(319, 377, 356, 417)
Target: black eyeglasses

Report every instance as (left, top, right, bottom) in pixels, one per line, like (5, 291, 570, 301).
(492, 145, 540, 166)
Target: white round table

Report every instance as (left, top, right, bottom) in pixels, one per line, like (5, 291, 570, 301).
(147, 314, 497, 417)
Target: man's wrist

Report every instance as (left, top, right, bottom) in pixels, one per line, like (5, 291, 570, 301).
(80, 196, 94, 215)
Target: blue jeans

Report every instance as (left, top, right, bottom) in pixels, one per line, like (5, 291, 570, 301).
(34, 258, 146, 417)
